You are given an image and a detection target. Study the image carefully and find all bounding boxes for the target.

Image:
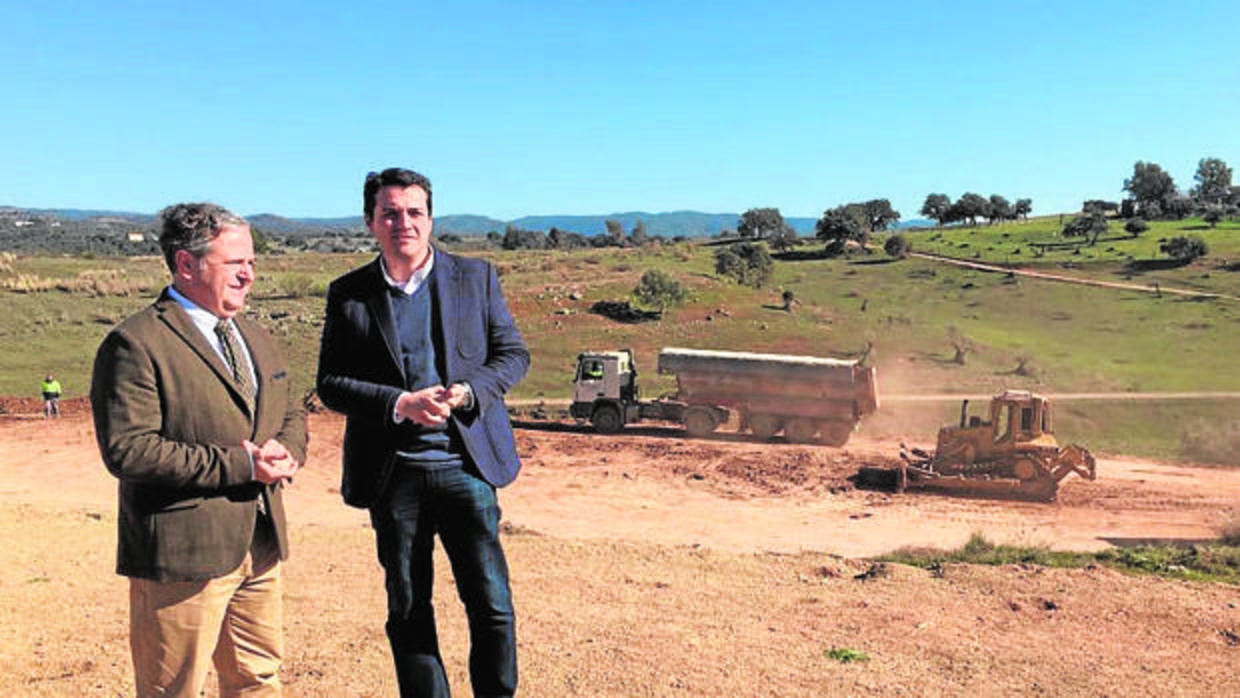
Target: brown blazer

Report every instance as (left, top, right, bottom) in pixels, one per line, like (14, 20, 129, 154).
(90, 289, 307, 582)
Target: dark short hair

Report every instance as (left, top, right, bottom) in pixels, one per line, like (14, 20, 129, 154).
(363, 168, 433, 223)
(157, 202, 247, 272)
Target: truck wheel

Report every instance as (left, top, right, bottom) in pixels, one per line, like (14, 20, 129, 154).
(819, 421, 853, 447)
(785, 418, 818, 443)
(748, 414, 781, 440)
(683, 407, 717, 437)
(591, 405, 623, 434)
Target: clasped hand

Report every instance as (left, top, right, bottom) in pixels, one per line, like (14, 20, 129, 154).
(245, 438, 300, 485)
(395, 384, 468, 427)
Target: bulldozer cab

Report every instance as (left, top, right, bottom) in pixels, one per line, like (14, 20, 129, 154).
(988, 390, 1055, 446)
(573, 350, 639, 405)
(939, 390, 1057, 463)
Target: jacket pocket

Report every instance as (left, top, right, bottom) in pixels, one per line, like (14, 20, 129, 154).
(156, 497, 204, 513)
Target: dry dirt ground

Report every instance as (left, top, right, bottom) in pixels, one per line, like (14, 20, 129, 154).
(2, 400, 1239, 696)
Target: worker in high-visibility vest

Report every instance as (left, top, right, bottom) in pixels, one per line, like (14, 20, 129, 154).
(40, 373, 62, 418)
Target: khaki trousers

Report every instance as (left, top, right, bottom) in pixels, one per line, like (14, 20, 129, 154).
(129, 551, 283, 697)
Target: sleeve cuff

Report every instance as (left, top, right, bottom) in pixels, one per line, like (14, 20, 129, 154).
(456, 382, 476, 412)
(391, 392, 407, 424)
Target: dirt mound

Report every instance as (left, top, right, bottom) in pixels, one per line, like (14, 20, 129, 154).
(516, 421, 905, 497)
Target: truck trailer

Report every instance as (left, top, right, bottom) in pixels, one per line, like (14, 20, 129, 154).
(569, 347, 879, 445)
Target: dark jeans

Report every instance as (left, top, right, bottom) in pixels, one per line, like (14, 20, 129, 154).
(370, 464, 517, 698)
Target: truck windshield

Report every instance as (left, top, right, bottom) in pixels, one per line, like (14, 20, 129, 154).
(580, 360, 604, 381)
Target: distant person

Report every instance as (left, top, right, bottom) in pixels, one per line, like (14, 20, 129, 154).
(40, 373, 62, 418)
(316, 167, 529, 697)
(90, 202, 307, 697)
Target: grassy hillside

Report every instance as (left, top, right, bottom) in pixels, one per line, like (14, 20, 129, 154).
(2, 215, 1237, 463)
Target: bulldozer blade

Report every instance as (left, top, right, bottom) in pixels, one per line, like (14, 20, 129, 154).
(1052, 444, 1097, 482)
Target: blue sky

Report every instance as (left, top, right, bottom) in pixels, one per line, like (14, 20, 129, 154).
(3, 1, 1238, 222)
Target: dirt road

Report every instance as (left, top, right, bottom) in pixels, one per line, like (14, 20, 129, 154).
(910, 251, 1240, 302)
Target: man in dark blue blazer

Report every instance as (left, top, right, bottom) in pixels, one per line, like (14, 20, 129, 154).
(316, 168, 529, 697)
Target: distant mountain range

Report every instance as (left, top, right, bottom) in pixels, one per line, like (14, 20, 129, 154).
(2, 205, 931, 239)
(245, 211, 933, 237)
(77, 209, 809, 238)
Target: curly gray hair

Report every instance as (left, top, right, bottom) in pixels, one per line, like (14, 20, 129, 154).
(157, 202, 247, 272)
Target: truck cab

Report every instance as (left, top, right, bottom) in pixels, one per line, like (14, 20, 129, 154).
(569, 350, 639, 432)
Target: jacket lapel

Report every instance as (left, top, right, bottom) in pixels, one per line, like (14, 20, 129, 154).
(154, 290, 255, 420)
(364, 258, 406, 382)
(155, 292, 235, 385)
(432, 250, 459, 379)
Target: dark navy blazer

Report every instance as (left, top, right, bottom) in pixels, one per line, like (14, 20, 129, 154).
(316, 250, 530, 508)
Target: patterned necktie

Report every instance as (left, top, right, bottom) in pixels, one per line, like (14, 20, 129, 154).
(215, 320, 256, 411)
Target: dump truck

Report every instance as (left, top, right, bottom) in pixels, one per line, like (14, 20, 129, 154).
(569, 347, 879, 445)
(897, 389, 1096, 501)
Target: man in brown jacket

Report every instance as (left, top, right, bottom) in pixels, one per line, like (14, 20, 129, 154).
(91, 202, 307, 697)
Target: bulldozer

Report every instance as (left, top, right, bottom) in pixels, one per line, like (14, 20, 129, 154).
(897, 390, 1096, 501)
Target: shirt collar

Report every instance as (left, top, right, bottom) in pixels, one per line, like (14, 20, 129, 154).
(167, 285, 230, 334)
(380, 249, 435, 296)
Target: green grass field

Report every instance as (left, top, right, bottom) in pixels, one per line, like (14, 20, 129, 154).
(2, 216, 1237, 464)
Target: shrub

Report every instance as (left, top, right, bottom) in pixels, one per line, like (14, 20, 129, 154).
(3, 273, 55, 293)
(279, 274, 328, 298)
(1062, 213, 1107, 240)
(822, 238, 848, 258)
(1160, 235, 1208, 263)
(713, 242, 773, 288)
(632, 269, 686, 310)
(884, 234, 911, 259)
(501, 225, 548, 250)
(825, 647, 870, 664)
(2, 269, 156, 296)
(1124, 218, 1149, 236)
